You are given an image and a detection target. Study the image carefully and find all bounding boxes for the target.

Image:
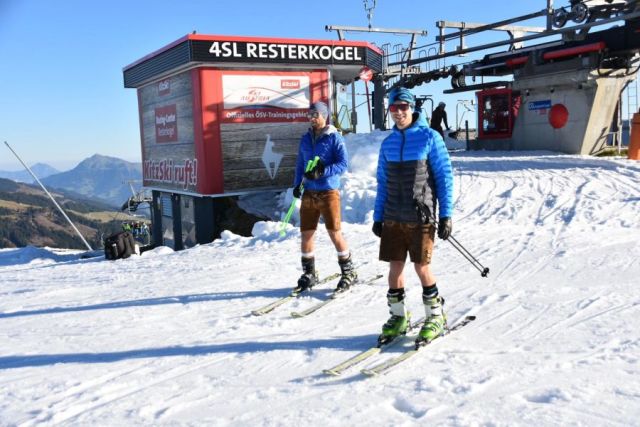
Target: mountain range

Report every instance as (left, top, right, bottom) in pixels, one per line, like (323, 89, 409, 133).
(0, 154, 143, 207)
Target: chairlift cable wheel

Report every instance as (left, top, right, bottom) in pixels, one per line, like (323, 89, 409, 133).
(553, 7, 569, 28)
(572, 3, 590, 23)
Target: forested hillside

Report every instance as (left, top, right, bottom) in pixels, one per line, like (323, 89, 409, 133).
(0, 178, 139, 249)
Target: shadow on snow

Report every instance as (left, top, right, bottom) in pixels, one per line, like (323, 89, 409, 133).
(0, 288, 316, 319)
(0, 334, 378, 370)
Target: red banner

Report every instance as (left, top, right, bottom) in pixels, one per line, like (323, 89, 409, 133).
(155, 104, 178, 143)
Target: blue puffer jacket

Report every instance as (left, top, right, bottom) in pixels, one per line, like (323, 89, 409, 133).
(294, 125, 348, 191)
(374, 113, 454, 224)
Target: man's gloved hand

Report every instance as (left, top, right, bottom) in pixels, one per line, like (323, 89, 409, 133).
(292, 186, 302, 199)
(372, 221, 383, 238)
(304, 159, 325, 180)
(437, 217, 452, 240)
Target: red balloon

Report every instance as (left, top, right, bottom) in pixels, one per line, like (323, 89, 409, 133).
(549, 104, 569, 129)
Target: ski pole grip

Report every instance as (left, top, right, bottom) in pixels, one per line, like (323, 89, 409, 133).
(305, 156, 319, 173)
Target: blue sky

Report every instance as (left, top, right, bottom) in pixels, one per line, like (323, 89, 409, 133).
(0, 0, 552, 170)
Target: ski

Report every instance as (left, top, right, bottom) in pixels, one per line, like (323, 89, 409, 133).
(251, 273, 340, 316)
(290, 274, 383, 318)
(361, 315, 476, 377)
(322, 317, 425, 376)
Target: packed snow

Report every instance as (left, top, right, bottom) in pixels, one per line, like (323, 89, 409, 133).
(1, 131, 639, 426)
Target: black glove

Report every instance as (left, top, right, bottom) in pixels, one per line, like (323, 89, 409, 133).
(438, 217, 452, 240)
(304, 159, 325, 180)
(372, 221, 383, 238)
(292, 186, 302, 199)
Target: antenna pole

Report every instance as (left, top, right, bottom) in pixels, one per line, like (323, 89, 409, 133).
(4, 141, 93, 251)
(363, 0, 376, 29)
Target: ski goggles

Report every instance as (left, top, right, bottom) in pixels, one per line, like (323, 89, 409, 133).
(389, 103, 411, 113)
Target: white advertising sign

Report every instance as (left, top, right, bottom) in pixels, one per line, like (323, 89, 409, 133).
(222, 75, 310, 110)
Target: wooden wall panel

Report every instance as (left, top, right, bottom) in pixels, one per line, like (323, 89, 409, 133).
(220, 122, 307, 191)
(139, 71, 198, 192)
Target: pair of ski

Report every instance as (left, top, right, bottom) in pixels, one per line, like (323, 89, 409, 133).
(291, 274, 383, 318)
(251, 273, 382, 317)
(323, 315, 476, 377)
(251, 272, 340, 316)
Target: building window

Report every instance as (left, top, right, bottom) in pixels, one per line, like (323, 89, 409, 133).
(161, 194, 173, 217)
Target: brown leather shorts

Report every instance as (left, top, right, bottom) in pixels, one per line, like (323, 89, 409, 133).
(300, 189, 342, 231)
(379, 220, 435, 265)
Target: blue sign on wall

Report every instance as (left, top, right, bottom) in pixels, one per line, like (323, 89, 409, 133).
(528, 100, 552, 111)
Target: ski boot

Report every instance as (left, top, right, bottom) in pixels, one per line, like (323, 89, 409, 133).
(416, 295, 447, 347)
(379, 313, 411, 346)
(378, 289, 410, 346)
(292, 257, 318, 295)
(334, 255, 358, 295)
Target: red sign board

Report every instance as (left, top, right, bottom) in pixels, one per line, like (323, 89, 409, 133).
(155, 104, 178, 143)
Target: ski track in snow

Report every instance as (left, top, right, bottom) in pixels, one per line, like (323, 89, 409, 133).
(1, 146, 640, 426)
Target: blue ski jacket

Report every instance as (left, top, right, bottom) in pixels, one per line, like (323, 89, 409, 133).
(374, 113, 454, 224)
(293, 125, 348, 191)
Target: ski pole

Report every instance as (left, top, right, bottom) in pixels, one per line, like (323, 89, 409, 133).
(435, 218, 490, 277)
(279, 156, 319, 236)
(446, 234, 490, 277)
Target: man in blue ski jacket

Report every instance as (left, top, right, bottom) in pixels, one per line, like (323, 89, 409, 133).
(372, 87, 454, 346)
(291, 101, 357, 294)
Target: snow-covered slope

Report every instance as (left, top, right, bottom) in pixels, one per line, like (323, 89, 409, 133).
(1, 133, 639, 426)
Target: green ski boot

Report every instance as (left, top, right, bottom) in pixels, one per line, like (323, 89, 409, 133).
(416, 296, 447, 346)
(378, 289, 410, 345)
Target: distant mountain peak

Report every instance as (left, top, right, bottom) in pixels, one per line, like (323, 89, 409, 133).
(78, 154, 134, 166)
(0, 163, 59, 183)
(41, 155, 142, 207)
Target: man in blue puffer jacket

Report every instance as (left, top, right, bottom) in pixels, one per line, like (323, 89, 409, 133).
(291, 101, 357, 294)
(372, 87, 454, 346)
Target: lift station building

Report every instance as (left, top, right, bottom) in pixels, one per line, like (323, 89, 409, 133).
(123, 34, 382, 250)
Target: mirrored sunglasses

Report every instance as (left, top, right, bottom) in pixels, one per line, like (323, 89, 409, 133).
(389, 103, 411, 113)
